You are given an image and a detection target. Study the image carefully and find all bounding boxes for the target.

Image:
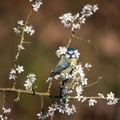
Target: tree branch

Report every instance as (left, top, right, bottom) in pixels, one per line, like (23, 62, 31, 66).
(0, 88, 50, 97)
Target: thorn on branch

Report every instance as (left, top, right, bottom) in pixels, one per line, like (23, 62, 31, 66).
(32, 87, 36, 95)
(14, 92, 20, 102)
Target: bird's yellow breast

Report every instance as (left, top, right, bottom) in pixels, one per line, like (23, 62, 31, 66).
(70, 58, 78, 66)
(61, 58, 77, 74)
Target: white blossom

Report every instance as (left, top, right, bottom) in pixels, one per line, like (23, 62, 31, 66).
(81, 4, 93, 17)
(93, 4, 99, 12)
(60, 73, 71, 80)
(88, 98, 97, 106)
(59, 12, 80, 29)
(81, 77, 88, 86)
(81, 97, 87, 102)
(72, 63, 86, 83)
(0, 115, 7, 120)
(106, 92, 115, 101)
(0, 107, 11, 120)
(81, 4, 99, 17)
(66, 107, 73, 115)
(2, 107, 11, 114)
(74, 64, 84, 74)
(74, 50, 80, 58)
(31, 0, 43, 12)
(59, 13, 74, 27)
(58, 107, 65, 114)
(16, 65, 24, 73)
(71, 105, 76, 113)
(71, 13, 81, 30)
(85, 63, 92, 69)
(13, 27, 21, 34)
(24, 25, 35, 36)
(74, 13, 79, 20)
(59, 4, 98, 29)
(24, 73, 36, 91)
(9, 68, 17, 80)
(76, 85, 83, 95)
(9, 74, 17, 80)
(73, 64, 85, 81)
(18, 44, 25, 50)
(106, 92, 118, 105)
(30, 29, 35, 36)
(72, 72, 81, 81)
(54, 74, 61, 80)
(56, 105, 65, 114)
(75, 95, 83, 101)
(17, 20, 24, 25)
(48, 106, 56, 116)
(27, 73, 36, 82)
(10, 68, 16, 74)
(72, 23, 81, 30)
(107, 98, 118, 105)
(24, 79, 33, 90)
(46, 103, 76, 117)
(79, 15, 86, 24)
(65, 104, 76, 115)
(37, 112, 49, 120)
(98, 93, 105, 99)
(56, 46, 67, 57)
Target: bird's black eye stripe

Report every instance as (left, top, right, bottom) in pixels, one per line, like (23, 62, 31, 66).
(65, 51, 76, 58)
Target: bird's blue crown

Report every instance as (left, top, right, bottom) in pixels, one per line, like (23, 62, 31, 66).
(67, 48, 74, 52)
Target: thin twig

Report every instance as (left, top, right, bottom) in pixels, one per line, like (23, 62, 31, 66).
(2, 91, 5, 108)
(74, 35, 84, 41)
(50, 104, 54, 120)
(66, 30, 75, 49)
(1, 87, 120, 100)
(14, 92, 21, 102)
(47, 79, 53, 93)
(12, 10, 33, 88)
(0, 88, 50, 97)
(68, 96, 104, 100)
(84, 79, 100, 89)
(14, 9, 32, 62)
(41, 96, 44, 109)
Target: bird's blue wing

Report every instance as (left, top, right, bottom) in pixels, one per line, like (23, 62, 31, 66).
(49, 56, 70, 77)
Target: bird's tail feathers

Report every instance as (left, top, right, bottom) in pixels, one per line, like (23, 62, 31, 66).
(45, 77, 52, 83)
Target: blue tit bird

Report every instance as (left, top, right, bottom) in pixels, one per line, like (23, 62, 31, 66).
(46, 48, 78, 83)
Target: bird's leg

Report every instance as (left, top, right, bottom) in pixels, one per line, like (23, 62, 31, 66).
(59, 78, 69, 103)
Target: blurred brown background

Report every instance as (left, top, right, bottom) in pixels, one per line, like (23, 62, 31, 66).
(0, 0, 120, 120)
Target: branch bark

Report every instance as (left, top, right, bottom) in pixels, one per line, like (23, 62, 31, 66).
(0, 88, 50, 97)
